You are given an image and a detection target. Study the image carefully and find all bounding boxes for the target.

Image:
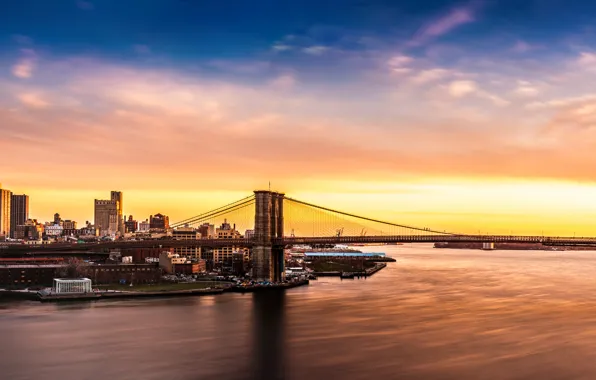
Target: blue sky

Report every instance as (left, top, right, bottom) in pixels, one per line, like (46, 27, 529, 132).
(3, 0, 596, 69)
(3, 0, 596, 233)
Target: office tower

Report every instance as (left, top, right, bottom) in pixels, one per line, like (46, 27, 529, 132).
(94, 199, 118, 236)
(149, 213, 169, 230)
(124, 215, 138, 233)
(10, 194, 28, 238)
(0, 185, 10, 237)
(111, 191, 124, 235)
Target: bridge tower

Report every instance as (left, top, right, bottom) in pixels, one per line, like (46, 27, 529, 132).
(253, 190, 285, 281)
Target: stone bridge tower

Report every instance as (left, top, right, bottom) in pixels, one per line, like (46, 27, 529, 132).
(253, 190, 285, 281)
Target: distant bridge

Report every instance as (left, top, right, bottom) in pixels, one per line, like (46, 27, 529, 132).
(2, 191, 595, 279)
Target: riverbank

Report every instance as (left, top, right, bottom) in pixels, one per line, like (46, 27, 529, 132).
(0, 279, 311, 303)
(230, 279, 309, 293)
(38, 288, 225, 302)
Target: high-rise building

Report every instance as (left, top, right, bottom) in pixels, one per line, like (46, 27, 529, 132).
(138, 219, 150, 232)
(94, 199, 118, 236)
(0, 185, 11, 238)
(62, 220, 77, 230)
(94, 191, 124, 236)
(149, 213, 169, 230)
(10, 194, 28, 238)
(15, 219, 43, 240)
(198, 223, 215, 238)
(173, 227, 201, 260)
(213, 220, 246, 263)
(111, 191, 124, 235)
(124, 215, 138, 233)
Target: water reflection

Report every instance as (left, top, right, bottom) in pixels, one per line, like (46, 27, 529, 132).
(4, 246, 596, 379)
(251, 291, 286, 380)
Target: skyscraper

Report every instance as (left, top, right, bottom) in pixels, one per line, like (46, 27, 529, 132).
(111, 191, 124, 235)
(94, 200, 118, 236)
(10, 194, 29, 238)
(94, 191, 124, 236)
(0, 185, 11, 238)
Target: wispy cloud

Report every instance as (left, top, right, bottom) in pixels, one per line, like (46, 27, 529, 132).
(448, 80, 477, 97)
(11, 49, 37, 79)
(17, 93, 49, 108)
(511, 40, 539, 53)
(269, 74, 296, 90)
(577, 52, 596, 67)
(513, 80, 540, 97)
(410, 68, 451, 84)
(272, 43, 292, 52)
(445, 80, 509, 106)
(410, 4, 477, 45)
(302, 45, 328, 55)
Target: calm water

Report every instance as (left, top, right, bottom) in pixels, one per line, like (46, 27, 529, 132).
(4, 245, 596, 380)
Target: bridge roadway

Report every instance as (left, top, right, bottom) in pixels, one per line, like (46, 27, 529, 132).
(2, 234, 596, 255)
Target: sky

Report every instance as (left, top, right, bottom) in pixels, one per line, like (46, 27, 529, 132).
(2, 0, 596, 235)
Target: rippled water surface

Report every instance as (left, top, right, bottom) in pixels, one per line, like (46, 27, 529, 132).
(3, 245, 596, 380)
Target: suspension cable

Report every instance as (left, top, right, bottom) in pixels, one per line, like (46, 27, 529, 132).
(171, 194, 255, 227)
(171, 198, 255, 228)
(285, 197, 454, 235)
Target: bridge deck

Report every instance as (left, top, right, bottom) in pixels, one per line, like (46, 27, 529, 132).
(2, 235, 596, 255)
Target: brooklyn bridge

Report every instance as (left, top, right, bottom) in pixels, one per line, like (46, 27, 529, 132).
(2, 190, 596, 281)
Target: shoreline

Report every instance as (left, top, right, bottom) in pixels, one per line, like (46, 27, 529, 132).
(0, 280, 310, 303)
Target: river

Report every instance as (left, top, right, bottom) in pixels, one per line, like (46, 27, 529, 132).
(3, 244, 596, 380)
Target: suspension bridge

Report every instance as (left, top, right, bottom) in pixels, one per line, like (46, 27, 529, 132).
(2, 190, 596, 281)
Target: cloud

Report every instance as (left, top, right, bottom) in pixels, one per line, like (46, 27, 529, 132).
(448, 80, 477, 97)
(208, 60, 271, 74)
(511, 40, 536, 53)
(269, 74, 296, 89)
(513, 81, 539, 97)
(392, 67, 413, 75)
(410, 68, 451, 84)
(11, 50, 38, 79)
(12, 60, 34, 78)
(17, 93, 49, 108)
(411, 4, 476, 45)
(272, 43, 292, 52)
(577, 52, 596, 67)
(302, 46, 328, 55)
(525, 94, 596, 110)
(388, 55, 413, 67)
(445, 80, 509, 106)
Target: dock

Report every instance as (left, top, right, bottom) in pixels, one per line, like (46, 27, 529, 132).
(313, 263, 388, 278)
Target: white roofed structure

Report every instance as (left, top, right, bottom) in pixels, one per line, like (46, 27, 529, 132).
(53, 278, 92, 294)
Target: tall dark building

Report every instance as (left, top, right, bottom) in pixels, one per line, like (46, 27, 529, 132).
(111, 191, 124, 235)
(149, 213, 169, 230)
(125, 215, 138, 233)
(0, 185, 11, 238)
(10, 194, 29, 238)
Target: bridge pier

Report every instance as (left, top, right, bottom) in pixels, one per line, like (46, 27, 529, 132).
(253, 191, 285, 281)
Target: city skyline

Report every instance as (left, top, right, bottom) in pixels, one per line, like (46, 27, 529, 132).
(2, 1, 596, 235)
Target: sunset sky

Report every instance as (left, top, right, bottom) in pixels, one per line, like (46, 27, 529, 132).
(2, 0, 596, 236)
